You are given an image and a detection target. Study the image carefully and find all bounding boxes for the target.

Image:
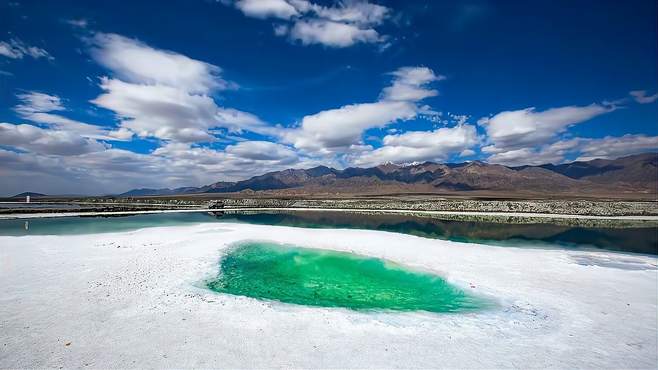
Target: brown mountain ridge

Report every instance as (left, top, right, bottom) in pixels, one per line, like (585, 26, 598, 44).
(120, 152, 658, 198)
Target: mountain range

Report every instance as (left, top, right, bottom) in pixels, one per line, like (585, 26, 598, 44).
(11, 192, 47, 198)
(120, 153, 658, 198)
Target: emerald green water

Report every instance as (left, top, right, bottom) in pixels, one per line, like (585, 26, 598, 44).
(207, 242, 489, 312)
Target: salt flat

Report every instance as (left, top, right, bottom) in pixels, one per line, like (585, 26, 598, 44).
(1, 223, 656, 369)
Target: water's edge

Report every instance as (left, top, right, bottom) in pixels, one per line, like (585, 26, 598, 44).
(1, 211, 656, 255)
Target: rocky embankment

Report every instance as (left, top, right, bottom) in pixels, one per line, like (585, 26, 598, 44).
(2, 197, 656, 219)
(0, 202, 198, 215)
(217, 198, 658, 217)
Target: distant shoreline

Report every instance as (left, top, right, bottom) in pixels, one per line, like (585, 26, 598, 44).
(2, 207, 657, 224)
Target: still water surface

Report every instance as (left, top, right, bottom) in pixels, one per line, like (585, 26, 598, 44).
(0, 211, 655, 255)
(207, 241, 490, 312)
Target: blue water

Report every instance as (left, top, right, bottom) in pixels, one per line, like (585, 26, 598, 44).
(0, 212, 213, 236)
(0, 211, 655, 255)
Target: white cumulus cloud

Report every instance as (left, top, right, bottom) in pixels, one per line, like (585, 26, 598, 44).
(287, 19, 382, 47)
(479, 103, 615, 153)
(354, 124, 479, 166)
(234, 0, 299, 19)
(381, 66, 444, 102)
(0, 123, 107, 156)
(87, 33, 269, 142)
(89, 33, 232, 93)
(281, 66, 443, 154)
(576, 134, 658, 161)
(14, 91, 131, 141)
(225, 0, 391, 48)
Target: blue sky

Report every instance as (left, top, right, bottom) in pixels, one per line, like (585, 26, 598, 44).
(0, 0, 657, 195)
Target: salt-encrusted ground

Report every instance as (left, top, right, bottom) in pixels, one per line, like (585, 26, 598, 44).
(1, 223, 656, 369)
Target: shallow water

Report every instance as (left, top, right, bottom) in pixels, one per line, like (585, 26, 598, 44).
(0, 211, 655, 255)
(0, 212, 213, 236)
(207, 242, 488, 312)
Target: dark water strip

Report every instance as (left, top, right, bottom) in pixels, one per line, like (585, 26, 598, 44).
(218, 211, 658, 255)
(0, 211, 655, 255)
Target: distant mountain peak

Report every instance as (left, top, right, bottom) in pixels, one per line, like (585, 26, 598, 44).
(12, 192, 47, 198)
(118, 152, 657, 197)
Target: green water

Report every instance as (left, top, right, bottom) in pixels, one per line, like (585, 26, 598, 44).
(207, 242, 489, 312)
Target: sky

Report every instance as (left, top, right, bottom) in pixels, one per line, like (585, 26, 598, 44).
(0, 0, 657, 195)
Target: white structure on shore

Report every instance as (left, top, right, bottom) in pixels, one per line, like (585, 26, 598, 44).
(26, 195, 30, 203)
